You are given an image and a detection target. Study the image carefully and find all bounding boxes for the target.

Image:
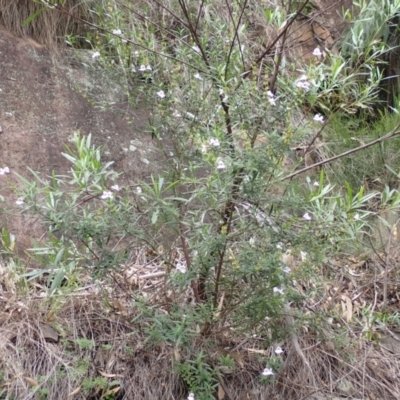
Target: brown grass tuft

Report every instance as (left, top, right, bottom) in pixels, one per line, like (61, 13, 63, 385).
(2, 255, 400, 400)
(0, 0, 94, 50)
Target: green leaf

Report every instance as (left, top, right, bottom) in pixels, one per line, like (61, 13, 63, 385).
(54, 247, 65, 266)
(23, 8, 46, 27)
(151, 209, 159, 224)
(48, 269, 65, 295)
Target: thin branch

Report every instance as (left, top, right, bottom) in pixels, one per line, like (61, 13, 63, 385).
(251, 0, 309, 71)
(282, 123, 400, 180)
(269, 0, 292, 92)
(224, 0, 248, 78)
(54, 3, 207, 74)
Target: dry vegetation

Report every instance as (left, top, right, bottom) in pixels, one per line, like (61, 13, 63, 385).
(2, 249, 400, 399)
(0, 0, 93, 50)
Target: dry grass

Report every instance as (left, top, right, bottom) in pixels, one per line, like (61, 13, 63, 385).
(0, 0, 94, 50)
(2, 252, 400, 400)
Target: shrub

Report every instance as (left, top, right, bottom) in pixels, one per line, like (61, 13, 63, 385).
(13, 1, 400, 398)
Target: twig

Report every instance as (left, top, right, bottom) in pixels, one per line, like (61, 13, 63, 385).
(283, 304, 317, 388)
(282, 124, 400, 180)
(383, 217, 400, 307)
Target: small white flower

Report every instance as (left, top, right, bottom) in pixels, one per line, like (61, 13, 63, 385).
(172, 110, 182, 118)
(354, 213, 360, 221)
(101, 191, 113, 200)
(313, 181, 319, 187)
(156, 90, 166, 99)
(262, 368, 274, 376)
(187, 393, 195, 400)
(267, 91, 277, 106)
(92, 51, 100, 59)
(176, 262, 187, 273)
(139, 65, 152, 72)
(201, 143, 207, 153)
(209, 137, 220, 147)
(185, 112, 196, 120)
(283, 266, 291, 274)
(312, 47, 323, 58)
(275, 346, 284, 355)
(249, 237, 255, 246)
(300, 251, 308, 261)
(15, 198, 24, 206)
(273, 287, 284, 295)
(313, 114, 324, 123)
(133, 51, 139, 56)
(111, 185, 121, 191)
(276, 243, 283, 250)
(194, 72, 202, 80)
(136, 186, 142, 194)
(112, 29, 122, 36)
(216, 159, 226, 170)
(192, 45, 200, 54)
(131, 66, 137, 73)
(296, 80, 311, 91)
(0, 167, 10, 175)
(303, 212, 312, 221)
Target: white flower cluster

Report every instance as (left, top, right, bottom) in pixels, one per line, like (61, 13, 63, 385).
(0, 166, 10, 175)
(176, 262, 187, 274)
(156, 90, 166, 99)
(260, 347, 284, 378)
(209, 137, 220, 147)
(273, 287, 284, 295)
(313, 47, 323, 58)
(267, 90, 276, 106)
(303, 212, 312, 221)
(138, 65, 152, 72)
(216, 158, 226, 170)
(262, 367, 274, 377)
(313, 114, 324, 123)
(101, 191, 113, 200)
(296, 75, 311, 91)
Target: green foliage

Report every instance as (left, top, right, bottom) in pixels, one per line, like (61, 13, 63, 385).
(14, 1, 400, 393)
(81, 376, 108, 393)
(72, 358, 91, 379)
(324, 112, 400, 190)
(0, 228, 15, 255)
(177, 351, 219, 400)
(74, 338, 95, 350)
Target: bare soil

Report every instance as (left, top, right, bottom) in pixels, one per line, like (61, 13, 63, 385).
(0, 26, 162, 253)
